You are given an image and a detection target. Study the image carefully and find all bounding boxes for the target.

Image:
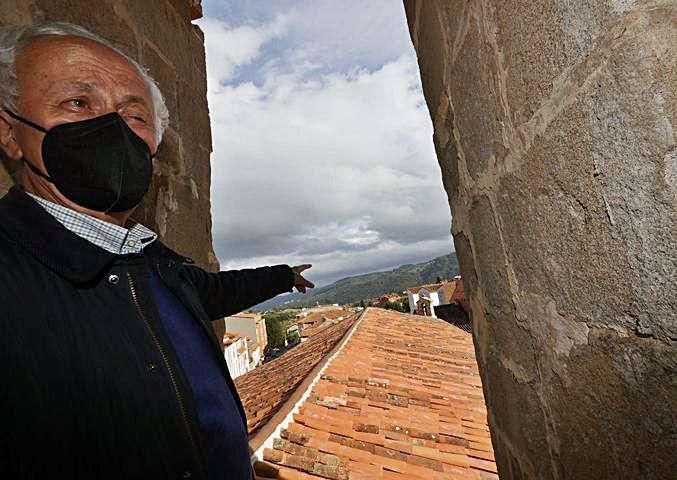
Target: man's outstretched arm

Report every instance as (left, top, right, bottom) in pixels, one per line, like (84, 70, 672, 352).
(183, 263, 315, 319)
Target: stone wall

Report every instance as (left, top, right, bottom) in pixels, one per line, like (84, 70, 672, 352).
(404, 1, 675, 479)
(0, 0, 218, 270)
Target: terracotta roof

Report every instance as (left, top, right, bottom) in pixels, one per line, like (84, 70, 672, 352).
(223, 332, 250, 348)
(321, 310, 351, 320)
(297, 314, 324, 325)
(235, 315, 358, 435)
(229, 312, 261, 319)
(258, 308, 497, 480)
(300, 320, 341, 338)
(298, 309, 352, 328)
(370, 294, 402, 307)
(406, 282, 446, 294)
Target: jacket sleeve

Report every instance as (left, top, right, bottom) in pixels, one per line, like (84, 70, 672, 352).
(182, 264, 295, 320)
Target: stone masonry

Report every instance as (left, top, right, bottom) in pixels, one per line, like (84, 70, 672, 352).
(404, 1, 676, 479)
(0, 0, 224, 341)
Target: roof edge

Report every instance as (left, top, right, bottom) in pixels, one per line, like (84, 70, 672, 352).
(250, 308, 369, 455)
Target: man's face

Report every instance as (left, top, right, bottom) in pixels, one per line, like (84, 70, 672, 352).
(0, 35, 158, 193)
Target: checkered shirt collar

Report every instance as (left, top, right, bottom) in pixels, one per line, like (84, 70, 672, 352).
(27, 193, 157, 255)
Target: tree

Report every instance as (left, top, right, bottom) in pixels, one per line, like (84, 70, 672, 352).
(287, 330, 300, 345)
(264, 316, 286, 350)
(402, 297, 410, 312)
(263, 310, 298, 351)
(384, 297, 410, 313)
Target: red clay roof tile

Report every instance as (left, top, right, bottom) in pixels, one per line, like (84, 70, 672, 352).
(254, 308, 496, 479)
(236, 314, 358, 435)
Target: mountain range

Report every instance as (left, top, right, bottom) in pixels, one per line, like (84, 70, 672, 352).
(253, 253, 460, 311)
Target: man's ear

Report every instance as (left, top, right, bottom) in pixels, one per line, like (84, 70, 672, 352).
(0, 110, 23, 161)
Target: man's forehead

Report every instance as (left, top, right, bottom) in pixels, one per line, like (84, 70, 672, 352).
(18, 37, 151, 98)
(23, 35, 127, 62)
(61, 80, 97, 91)
(20, 36, 144, 82)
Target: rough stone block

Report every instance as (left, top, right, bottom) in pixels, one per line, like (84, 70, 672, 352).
(140, 40, 178, 124)
(32, 0, 138, 56)
(447, 11, 506, 179)
(154, 127, 185, 177)
(413, 2, 447, 118)
(467, 196, 512, 317)
(177, 79, 213, 164)
(432, 97, 459, 208)
(485, 354, 551, 479)
(495, 0, 603, 125)
(167, 0, 192, 21)
(121, 0, 188, 69)
(546, 330, 676, 478)
(0, 0, 34, 25)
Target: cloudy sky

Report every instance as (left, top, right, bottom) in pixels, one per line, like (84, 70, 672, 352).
(195, 0, 452, 286)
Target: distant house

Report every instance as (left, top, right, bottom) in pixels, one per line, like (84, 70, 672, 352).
(224, 312, 268, 368)
(223, 332, 250, 379)
(296, 314, 323, 335)
(406, 282, 445, 316)
(296, 309, 352, 340)
(369, 293, 401, 308)
(407, 276, 465, 317)
(295, 305, 343, 320)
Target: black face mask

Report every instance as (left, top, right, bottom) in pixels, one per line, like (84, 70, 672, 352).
(6, 110, 153, 212)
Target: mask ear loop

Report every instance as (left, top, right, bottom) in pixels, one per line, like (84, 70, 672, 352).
(3, 109, 55, 183)
(4, 109, 48, 133)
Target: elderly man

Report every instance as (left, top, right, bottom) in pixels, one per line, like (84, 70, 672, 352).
(0, 22, 313, 479)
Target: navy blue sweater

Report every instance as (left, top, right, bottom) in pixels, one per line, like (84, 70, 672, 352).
(148, 270, 250, 480)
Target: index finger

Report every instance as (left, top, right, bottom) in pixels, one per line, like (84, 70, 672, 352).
(293, 264, 312, 272)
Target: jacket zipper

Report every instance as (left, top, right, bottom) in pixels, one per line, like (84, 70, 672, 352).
(126, 271, 202, 473)
(159, 263, 250, 433)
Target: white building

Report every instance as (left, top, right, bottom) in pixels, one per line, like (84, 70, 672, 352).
(407, 278, 462, 317)
(223, 333, 250, 379)
(407, 283, 443, 315)
(224, 312, 268, 369)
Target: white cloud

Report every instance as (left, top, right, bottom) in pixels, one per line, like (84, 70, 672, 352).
(197, 14, 292, 91)
(197, 4, 452, 286)
(297, 217, 380, 248)
(219, 238, 453, 286)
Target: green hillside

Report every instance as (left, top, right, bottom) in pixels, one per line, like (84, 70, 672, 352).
(254, 253, 459, 310)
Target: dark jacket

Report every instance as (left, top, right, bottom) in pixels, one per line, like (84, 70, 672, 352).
(0, 187, 294, 479)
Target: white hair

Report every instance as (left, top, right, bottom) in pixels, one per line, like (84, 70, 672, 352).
(0, 22, 169, 143)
